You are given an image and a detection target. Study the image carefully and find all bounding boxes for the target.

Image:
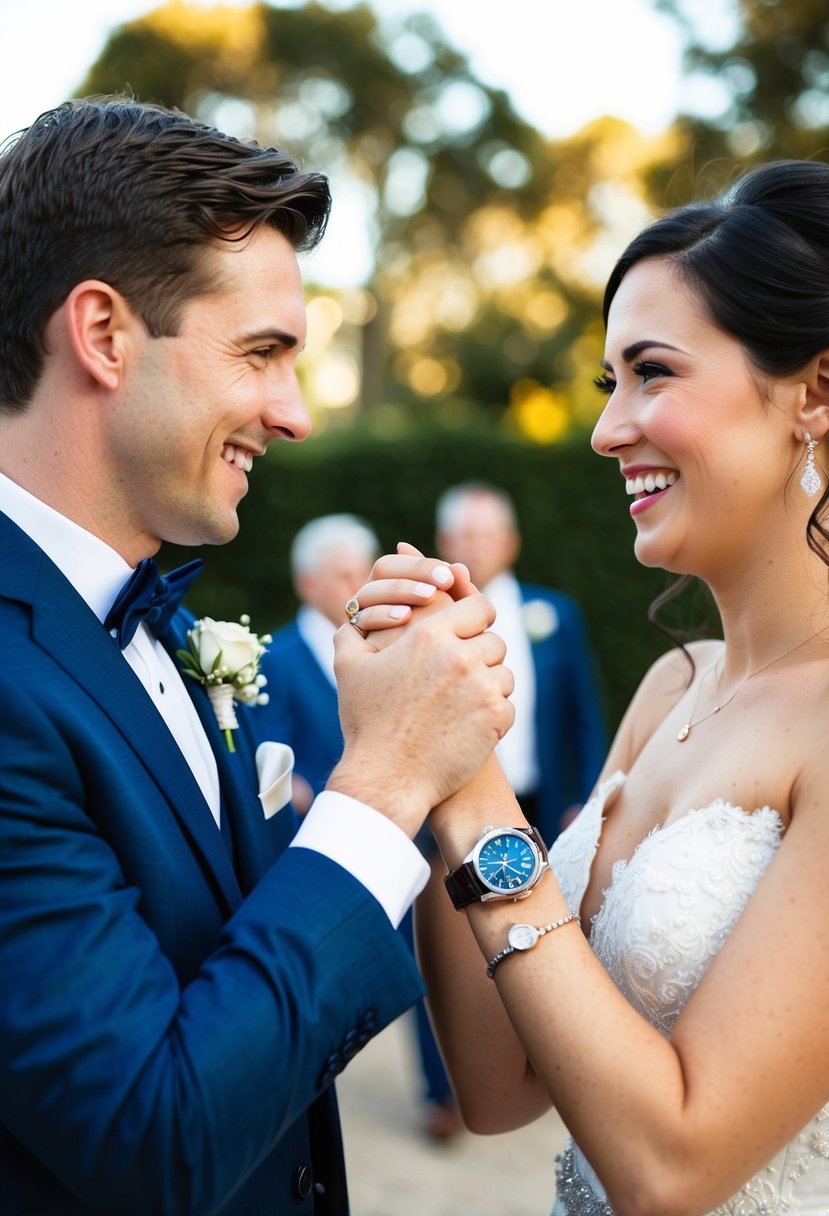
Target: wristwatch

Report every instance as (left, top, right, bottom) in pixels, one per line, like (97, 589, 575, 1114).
(444, 825, 549, 910)
(485, 912, 580, 978)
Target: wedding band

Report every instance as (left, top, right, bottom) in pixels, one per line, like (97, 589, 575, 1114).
(344, 596, 361, 622)
(349, 618, 368, 639)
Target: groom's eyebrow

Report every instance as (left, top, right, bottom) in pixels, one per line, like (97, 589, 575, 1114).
(239, 327, 302, 349)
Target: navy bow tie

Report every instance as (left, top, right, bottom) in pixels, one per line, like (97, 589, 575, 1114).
(105, 558, 204, 649)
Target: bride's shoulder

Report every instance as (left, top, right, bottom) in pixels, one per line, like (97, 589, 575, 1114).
(638, 638, 721, 702)
(602, 639, 723, 775)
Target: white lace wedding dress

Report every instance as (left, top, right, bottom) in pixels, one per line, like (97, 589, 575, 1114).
(549, 771, 829, 1215)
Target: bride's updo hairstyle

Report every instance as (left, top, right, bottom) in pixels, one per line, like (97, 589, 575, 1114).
(602, 159, 829, 573)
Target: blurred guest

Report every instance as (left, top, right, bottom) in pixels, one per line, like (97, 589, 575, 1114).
(255, 513, 378, 814)
(436, 482, 605, 841)
(254, 513, 461, 1139)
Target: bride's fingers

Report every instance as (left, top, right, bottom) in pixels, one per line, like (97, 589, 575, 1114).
(349, 604, 413, 633)
(350, 576, 449, 615)
(370, 552, 455, 587)
(394, 544, 478, 601)
(368, 553, 478, 603)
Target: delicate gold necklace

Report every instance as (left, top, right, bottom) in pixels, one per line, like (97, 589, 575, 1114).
(676, 630, 823, 743)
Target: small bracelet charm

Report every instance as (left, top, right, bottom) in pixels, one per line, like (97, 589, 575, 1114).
(485, 911, 581, 979)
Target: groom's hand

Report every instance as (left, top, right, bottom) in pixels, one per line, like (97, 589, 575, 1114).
(328, 591, 513, 839)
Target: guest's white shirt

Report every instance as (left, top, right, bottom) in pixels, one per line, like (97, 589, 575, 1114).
(296, 604, 336, 687)
(483, 571, 539, 797)
(0, 474, 427, 925)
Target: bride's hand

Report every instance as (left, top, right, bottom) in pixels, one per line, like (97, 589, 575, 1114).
(345, 542, 479, 647)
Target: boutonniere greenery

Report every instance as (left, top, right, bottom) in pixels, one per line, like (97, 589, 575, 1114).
(178, 615, 271, 752)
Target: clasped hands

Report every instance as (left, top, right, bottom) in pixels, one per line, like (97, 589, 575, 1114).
(327, 543, 514, 839)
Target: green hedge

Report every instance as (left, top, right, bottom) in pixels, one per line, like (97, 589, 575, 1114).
(161, 422, 719, 734)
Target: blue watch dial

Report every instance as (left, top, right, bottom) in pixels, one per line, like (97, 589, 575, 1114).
(475, 832, 538, 894)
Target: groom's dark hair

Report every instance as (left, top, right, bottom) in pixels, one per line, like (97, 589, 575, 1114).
(0, 94, 331, 411)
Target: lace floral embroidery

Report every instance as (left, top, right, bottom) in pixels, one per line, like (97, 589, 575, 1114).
(547, 782, 829, 1213)
(789, 1106, 829, 1185)
(589, 801, 783, 1035)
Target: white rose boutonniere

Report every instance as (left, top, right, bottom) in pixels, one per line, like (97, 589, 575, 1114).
(178, 615, 271, 752)
(521, 599, 559, 643)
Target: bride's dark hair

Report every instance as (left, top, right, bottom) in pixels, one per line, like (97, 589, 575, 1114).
(603, 160, 829, 650)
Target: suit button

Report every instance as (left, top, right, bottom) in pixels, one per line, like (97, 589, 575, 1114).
(295, 1165, 313, 1200)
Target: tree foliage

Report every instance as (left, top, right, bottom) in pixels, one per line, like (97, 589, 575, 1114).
(655, 0, 829, 204)
(79, 1, 677, 427)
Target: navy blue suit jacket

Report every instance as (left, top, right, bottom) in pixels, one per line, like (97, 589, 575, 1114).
(0, 513, 422, 1215)
(253, 622, 342, 799)
(518, 582, 606, 843)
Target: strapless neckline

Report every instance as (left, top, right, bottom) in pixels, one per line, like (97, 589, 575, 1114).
(560, 770, 784, 935)
(549, 774, 829, 1216)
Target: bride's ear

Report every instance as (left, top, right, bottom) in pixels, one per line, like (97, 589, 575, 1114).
(795, 351, 829, 442)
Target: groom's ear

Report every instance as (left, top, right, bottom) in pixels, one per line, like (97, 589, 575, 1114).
(63, 280, 139, 391)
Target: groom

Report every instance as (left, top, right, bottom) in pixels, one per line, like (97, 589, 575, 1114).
(0, 97, 512, 1214)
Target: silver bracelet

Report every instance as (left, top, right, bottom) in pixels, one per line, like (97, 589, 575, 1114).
(485, 911, 581, 979)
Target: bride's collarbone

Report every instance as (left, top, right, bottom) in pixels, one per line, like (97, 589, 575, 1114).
(654, 679, 809, 787)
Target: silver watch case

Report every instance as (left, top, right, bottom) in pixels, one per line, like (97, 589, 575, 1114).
(465, 825, 549, 902)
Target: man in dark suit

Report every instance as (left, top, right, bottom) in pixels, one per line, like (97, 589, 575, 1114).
(0, 98, 512, 1215)
(437, 482, 606, 843)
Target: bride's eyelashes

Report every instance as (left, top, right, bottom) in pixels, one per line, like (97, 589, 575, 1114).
(594, 360, 675, 395)
(632, 359, 674, 384)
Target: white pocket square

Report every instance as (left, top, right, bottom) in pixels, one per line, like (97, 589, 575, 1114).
(255, 741, 295, 819)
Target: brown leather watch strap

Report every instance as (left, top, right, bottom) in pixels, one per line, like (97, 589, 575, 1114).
(444, 864, 486, 910)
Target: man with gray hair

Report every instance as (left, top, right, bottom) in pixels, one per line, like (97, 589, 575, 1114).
(254, 513, 380, 813)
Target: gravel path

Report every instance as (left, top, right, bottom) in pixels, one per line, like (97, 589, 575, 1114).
(338, 1011, 568, 1215)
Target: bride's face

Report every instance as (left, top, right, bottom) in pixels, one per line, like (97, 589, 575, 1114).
(591, 257, 801, 580)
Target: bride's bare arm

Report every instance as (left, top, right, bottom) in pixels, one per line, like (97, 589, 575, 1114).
(352, 550, 829, 1215)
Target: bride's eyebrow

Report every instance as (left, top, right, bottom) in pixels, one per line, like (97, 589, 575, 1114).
(601, 339, 685, 372)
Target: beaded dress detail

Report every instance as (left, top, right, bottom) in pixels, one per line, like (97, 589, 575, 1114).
(549, 772, 829, 1216)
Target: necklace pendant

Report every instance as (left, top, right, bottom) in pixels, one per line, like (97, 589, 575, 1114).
(677, 724, 690, 742)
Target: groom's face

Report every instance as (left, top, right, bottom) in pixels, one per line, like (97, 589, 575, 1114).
(107, 225, 311, 557)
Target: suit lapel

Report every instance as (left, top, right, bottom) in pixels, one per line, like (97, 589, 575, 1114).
(159, 615, 288, 894)
(1, 515, 241, 914)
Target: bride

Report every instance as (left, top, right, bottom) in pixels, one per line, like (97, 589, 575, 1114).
(344, 159, 829, 1214)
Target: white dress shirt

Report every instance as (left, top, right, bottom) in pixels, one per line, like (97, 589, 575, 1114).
(0, 474, 427, 926)
(483, 571, 540, 797)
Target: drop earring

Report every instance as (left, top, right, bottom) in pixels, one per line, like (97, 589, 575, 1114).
(801, 432, 821, 499)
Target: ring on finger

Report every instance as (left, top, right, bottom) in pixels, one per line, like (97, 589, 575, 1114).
(344, 596, 361, 622)
(349, 616, 368, 639)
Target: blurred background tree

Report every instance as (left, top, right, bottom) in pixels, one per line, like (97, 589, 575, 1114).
(75, 0, 828, 727)
(653, 0, 829, 203)
(81, 0, 679, 438)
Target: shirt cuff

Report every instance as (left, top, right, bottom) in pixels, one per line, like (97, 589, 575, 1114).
(289, 790, 431, 927)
